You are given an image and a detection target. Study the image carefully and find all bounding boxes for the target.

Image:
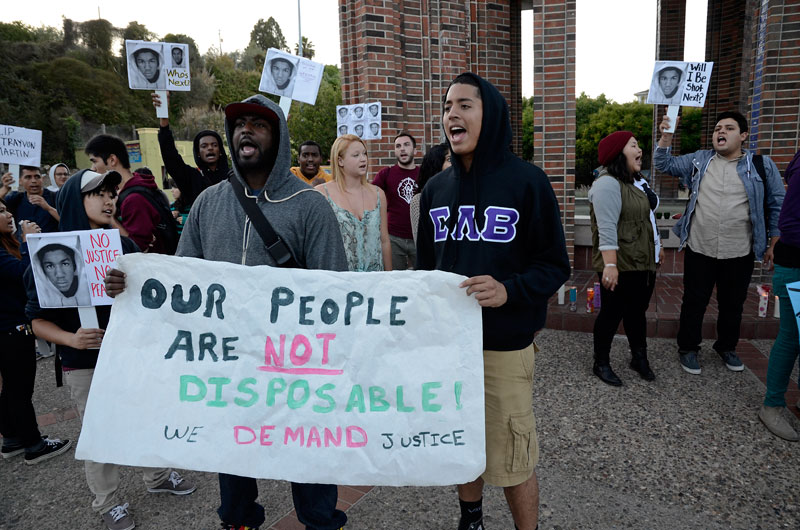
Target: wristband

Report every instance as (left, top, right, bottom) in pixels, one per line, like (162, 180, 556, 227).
(604, 263, 617, 268)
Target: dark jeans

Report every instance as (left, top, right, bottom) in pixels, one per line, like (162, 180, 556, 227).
(677, 247, 754, 353)
(0, 329, 42, 449)
(593, 270, 656, 364)
(218, 473, 347, 529)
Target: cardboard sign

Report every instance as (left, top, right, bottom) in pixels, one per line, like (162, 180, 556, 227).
(27, 229, 123, 308)
(0, 125, 42, 167)
(259, 48, 324, 105)
(126, 40, 191, 92)
(337, 102, 382, 140)
(76, 254, 485, 486)
(647, 61, 714, 107)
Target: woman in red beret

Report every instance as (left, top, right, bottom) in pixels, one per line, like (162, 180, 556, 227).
(587, 131, 657, 386)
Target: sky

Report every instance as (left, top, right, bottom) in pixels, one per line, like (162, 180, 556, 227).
(5, 0, 707, 103)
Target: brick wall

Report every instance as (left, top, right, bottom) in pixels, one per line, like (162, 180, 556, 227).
(338, 0, 523, 169)
(652, 0, 687, 199)
(530, 0, 576, 266)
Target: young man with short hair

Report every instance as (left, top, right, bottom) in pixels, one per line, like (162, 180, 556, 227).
(0, 166, 60, 235)
(27, 169, 195, 530)
(417, 73, 570, 530)
(85, 134, 175, 254)
(655, 111, 785, 375)
(107, 94, 349, 530)
(290, 140, 331, 185)
(373, 132, 420, 270)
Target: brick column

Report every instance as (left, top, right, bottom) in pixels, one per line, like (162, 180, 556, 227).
(653, 0, 686, 199)
(531, 0, 576, 265)
(338, 1, 522, 168)
(702, 0, 753, 146)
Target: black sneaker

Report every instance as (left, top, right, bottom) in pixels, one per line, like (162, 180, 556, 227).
(716, 350, 744, 372)
(457, 518, 484, 530)
(1, 444, 24, 459)
(24, 438, 72, 465)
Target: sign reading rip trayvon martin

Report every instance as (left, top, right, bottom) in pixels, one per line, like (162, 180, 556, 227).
(76, 254, 485, 486)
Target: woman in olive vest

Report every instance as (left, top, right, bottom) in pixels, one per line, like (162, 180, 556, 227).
(588, 131, 657, 386)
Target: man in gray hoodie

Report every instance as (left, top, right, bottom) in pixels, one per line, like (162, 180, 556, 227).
(106, 94, 349, 529)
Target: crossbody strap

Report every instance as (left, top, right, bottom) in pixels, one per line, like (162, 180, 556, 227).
(228, 175, 298, 268)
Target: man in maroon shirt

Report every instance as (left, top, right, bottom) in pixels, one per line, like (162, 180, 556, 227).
(372, 132, 419, 270)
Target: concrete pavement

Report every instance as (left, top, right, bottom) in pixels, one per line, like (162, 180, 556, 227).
(2, 329, 799, 529)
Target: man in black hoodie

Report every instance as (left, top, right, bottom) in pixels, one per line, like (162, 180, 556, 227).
(152, 92, 229, 207)
(417, 73, 570, 530)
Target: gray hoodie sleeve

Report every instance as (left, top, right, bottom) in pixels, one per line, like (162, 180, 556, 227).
(299, 193, 348, 272)
(588, 175, 621, 250)
(176, 192, 205, 258)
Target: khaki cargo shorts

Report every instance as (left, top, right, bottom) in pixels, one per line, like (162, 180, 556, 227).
(481, 342, 539, 487)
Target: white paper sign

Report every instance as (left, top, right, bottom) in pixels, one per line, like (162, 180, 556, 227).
(259, 48, 324, 105)
(76, 254, 485, 486)
(647, 61, 714, 107)
(126, 40, 191, 92)
(27, 229, 123, 308)
(0, 125, 42, 167)
(337, 102, 382, 140)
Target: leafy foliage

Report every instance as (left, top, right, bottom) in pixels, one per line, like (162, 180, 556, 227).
(287, 65, 342, 164)
(295, 37, 315, 59)
(250, 17, 288, 52)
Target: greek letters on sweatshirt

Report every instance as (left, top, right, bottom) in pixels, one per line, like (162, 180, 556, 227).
(416, 73, 570, 351)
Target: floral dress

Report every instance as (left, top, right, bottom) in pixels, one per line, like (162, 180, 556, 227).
(324, 187, 384, 272)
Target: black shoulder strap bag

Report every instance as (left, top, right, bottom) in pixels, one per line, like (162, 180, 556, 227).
(228, 175, 299, 268)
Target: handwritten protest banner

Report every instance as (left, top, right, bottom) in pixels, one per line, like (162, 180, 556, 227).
(26, 229, 122, 308)
(76, 254, 485, 486)
(0, 125, 42, 167)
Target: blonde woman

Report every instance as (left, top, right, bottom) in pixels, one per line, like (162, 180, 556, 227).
(316, 135, 391, 271)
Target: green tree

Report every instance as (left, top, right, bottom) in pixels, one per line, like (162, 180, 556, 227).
(294, 37, 315, 59)
(679, 106, 703, 154)
(250, 17, 288, 52)
(521, 97, 533, 161)
(288, 65, 342, 164)
(575, 97, 653, 187)
(0, 21, 37, 42)
(240, 40, 266, 71)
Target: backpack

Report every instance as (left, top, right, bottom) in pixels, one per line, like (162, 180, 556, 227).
(117, 186, 180, 255)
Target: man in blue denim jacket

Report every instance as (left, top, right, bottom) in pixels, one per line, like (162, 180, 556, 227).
(654, 110, 785, 375)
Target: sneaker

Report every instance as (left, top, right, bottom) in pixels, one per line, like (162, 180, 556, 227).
(458, 520, 484, 530)
(102, 503, 135, 530)
(147, 470, 196, 495)
(717, 350, 744, 372)
(679, 350, 701, 375)
(24, 438, 72, 465)
(758, 405, 799, 441)
(1, 445, 24, 459)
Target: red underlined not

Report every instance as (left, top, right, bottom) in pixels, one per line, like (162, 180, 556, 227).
(256, 366, 344, 375)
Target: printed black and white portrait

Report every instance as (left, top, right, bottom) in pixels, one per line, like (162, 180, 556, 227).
(259, 49, 300, 98)
(366, 121, 382, 140)
(352, 105, 365, 120)
(27, 233, 91, 308)
(338, 124, 348, 137)
(367, 102, 380, 119)
(126, 41, 166, 90)
(337, 106, 349, 121)
(353, 123, 365, 138)
(171, 45, 186, 68)
(647, 61, 687, 106)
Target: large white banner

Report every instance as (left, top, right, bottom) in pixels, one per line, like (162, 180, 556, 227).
(76, 254, 485, 486)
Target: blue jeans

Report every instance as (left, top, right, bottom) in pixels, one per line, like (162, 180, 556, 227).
(217, 473, 347, 529)
(763, 264, 800, 407)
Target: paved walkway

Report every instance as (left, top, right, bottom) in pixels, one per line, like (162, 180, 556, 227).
(546, 271, 780, 339)
(2, 330, 799, 529)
